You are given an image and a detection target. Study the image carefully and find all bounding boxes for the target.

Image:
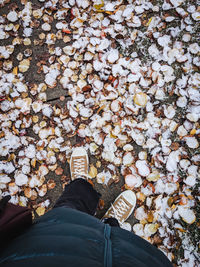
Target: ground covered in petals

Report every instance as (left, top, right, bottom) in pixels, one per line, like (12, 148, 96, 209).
(0, 0, 199, 266)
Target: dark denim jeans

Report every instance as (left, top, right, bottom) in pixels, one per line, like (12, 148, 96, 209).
(54, 178, 120, 227)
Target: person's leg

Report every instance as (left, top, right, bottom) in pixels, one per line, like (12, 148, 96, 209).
(103, 217, 120, 227)
(54, 147, 100, 216)
(53, 178, 101, 216)
(54, 178, 120, 227)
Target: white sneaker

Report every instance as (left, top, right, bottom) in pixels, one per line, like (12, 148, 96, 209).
(103, 190, 136, 225)
(70, 147, 89, 181)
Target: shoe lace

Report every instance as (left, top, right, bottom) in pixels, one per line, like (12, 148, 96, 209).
(73, 157, 88, 179)
(109, 197, 130, 224)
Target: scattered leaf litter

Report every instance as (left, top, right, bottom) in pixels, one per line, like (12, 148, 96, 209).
(0, 0, 199, 265)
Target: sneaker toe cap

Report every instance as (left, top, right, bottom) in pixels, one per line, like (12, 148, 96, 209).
(72, 147, 87, 157)
(123, 190, 136, 207)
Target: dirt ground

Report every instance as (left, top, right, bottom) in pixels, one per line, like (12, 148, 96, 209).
(0, 0, 128, 221)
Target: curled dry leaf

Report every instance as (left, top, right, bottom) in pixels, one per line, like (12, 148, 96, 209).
(55, 167, 64, 175)
(98, 199, 105, 210)
(24, 188, 32, 198)
(47, 179, 56, 189)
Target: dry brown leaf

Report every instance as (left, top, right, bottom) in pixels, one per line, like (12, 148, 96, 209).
(55, 167, 64, 175)
(24, 188, 32, 198)
(47, 179, 56, 189)
(171, 142, 180, 150)
(98, 199, 105, 210)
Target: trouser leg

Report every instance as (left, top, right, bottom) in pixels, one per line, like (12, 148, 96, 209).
(53, 178, 101, 216)
(53, 178, 120, 227)
(103, 217, 120, 227)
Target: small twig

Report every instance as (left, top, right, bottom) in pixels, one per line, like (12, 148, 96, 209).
(46, 94, 70, 103)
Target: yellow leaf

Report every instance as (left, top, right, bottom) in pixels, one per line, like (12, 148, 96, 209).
(96, 161, 101, 168)
(171, 204, 176, 210)
(19, 59, 30, 73)
(31, 158, 36, 168)
(140, 219, 148, 225)
(124, 184, 130, 190)
(36, 207, 45, 216)
(89, 164, 98, 178)
(134, 92, 148, 107)
(147, 211, 154, 223)
(77, 18, 84, 23)
(190, 129, 196, 135)
(110, 133, 117, 138)
(8, 153, 15, 161)
(94, 1, 104, 10)
(95, 9, 105, 13)
(13, 67, 18, 75)
(12, 125, 19, 135)
(19, 200, 26, 207)
(32, 115, 39, 123)
(149, 223, 159, 233)
(146, 17, 153, 26)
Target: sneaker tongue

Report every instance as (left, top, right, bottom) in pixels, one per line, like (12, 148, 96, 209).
(73, 157, 86, 175)
(73, 172, 88, 179)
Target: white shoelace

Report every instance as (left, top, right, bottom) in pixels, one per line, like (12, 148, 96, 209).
(73, 157, 88, 179)
(108, 198, 130, 224)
